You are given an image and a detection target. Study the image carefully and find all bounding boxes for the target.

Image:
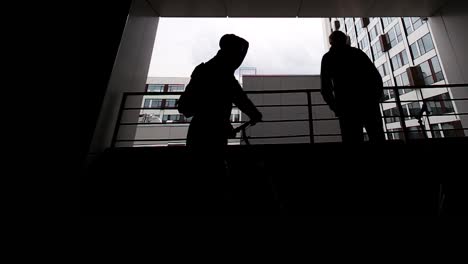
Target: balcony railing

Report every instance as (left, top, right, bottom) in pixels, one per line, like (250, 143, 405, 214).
(111, 83, 468, 147)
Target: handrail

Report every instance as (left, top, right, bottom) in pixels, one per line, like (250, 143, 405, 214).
(111, 83, 468, 147)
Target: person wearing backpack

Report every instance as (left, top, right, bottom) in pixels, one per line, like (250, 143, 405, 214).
(177, 34, 262, 212)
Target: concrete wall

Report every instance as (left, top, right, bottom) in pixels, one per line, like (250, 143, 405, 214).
(242, 75, 341, 144)
(81, 0, 132, 162)
(90, 0, 160, 152)
(429, 1, 468, 130)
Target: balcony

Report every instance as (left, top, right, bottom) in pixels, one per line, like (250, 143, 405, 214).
(80, 84, 468, 216)
(110, 84, 468, 147)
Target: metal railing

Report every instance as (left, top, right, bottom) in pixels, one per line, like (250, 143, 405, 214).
(111, 83, 468, 147)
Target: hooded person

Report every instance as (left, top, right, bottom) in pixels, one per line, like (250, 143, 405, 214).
(177, 34, 263, 214)
(179, 34, 262, 155)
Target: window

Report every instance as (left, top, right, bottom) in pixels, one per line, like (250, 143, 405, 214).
(405, 102, 421, 120)
(431, 56, 444, 82)
(431, 121, 465, 138)
(410, 42, 420, 59)
(419, 60, 432, 84)
(395, 72, 412, 95)
(382, 17, 396, 29)
(356, 19, 363, 34)
(387, 128, 404, 140)
(359, 35, 369, 49)
(139, 113, 161, 123)
(383, 89, 394, 100)
(403, 17, 426, 35)
(348, 28, 356, 46)
(408, 126, 425, 139)
(419, 56, 444, 85)
(366, 49, 373, 60)
(383, 108, 401, 123)
(441, 121, 464, 137)
(411, 17, 424, 30)
(164, 99, 178, 108)
(369, 25, 381, 41)
(382, 80, 394, 100)
(410, 34, 434, 60)
(377, 62, 390, 77)
(403, 17, 414, 34)
(168, 84, 184, 92)
(426, 93, 455, 115)
(387, 23, 403, 48)
(144, 99, 162, 108)
(418, 34, 434, 54)
(391, 51, 409, 70)
(395, 72, 411, 94)
(372, 42, 384, 59)
(431, 124, 443, 138)
(345, 18, 354, 32)
(147, 84, 164, 92)
(163, 114, 182, 122)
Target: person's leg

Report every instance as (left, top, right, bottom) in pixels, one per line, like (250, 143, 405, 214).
(363, 105, 385, 143)
(339, 115, 364, 143)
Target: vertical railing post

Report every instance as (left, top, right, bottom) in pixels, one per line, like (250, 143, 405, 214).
(111, 93, 128, 148)
(306, 91, 315, 144)
(417, 88, 435, 138)
(393, 87, 409, 141)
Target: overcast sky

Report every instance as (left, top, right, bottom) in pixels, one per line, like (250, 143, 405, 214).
(148, 18, 327, 78)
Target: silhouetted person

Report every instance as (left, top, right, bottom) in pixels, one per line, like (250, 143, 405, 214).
(321, 31, 385, 143)
(177, 34, 262, 213)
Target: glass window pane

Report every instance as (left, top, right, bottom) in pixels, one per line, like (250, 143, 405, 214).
(431, 56, 442, 73)
(148, 84, 164, 92)
(391, 56, 399, 69)
(168, 84, 185, 92)
(395, 75, 402, 86)
(404, 17, 414, 34)
(419, 61, 431, 79)
(412, 17, 423, 29)
(151, 99, 161, 108)
(435, 72, 444, 82)
(410, 43, 420, 59)
(424, 76, 434, 85)
(401, 72, 410, 86)
(144, 99, 151, 108)
(422, 34, 434, 52)
(418, 39, 426, 54)
(165, 99, 177, 107)
(402, 51, 408, 65)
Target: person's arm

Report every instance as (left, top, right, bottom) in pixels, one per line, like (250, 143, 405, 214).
(232, 80, 262, 125)
(358, 49, 383, 102)
(320, 55, 337, 112)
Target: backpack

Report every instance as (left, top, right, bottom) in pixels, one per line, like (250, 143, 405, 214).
(177, 63, 204, 118)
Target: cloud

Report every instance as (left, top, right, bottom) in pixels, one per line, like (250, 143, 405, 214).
(149, 18, 326, 77)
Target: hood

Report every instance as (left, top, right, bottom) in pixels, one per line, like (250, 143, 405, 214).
(216, 34, 249, 71)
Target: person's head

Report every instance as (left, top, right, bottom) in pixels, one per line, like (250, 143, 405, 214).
(329, 31, 348, 47)
(219, 34, 249, 70)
